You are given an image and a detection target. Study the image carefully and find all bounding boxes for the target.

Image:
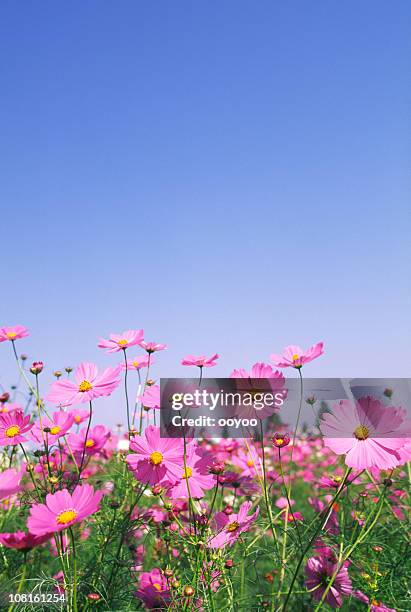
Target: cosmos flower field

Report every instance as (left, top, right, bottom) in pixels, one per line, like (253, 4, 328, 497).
(0, 327, 410, 611)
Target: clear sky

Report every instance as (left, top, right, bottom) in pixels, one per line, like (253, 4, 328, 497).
(1, 2, 410, 427)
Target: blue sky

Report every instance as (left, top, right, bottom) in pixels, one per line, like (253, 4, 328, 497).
(1, 2, 410, 426)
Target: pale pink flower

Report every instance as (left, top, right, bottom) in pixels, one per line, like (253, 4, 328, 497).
(270, 342, 324, 368)
(0, 411, 33, 445)
(121, 355, 152, 371)
(230, 362, 284, 380)
(0, 467, 24, 500)
(0, 325, 29, 342)
(98, 329, 144, 353)
(181, 353, 219, 367)
(140, 385, 160, 409)
(208, 501, 259, 548)
(139, 340, 167, 353)
(126, 425, 184, 486)
(320, 397, 406, 470)
(166, 444, 216, 499)
(68, 425, 111, 455)
(46, 363, 121, 406)
(31, 411, 75, 445)
(68, 409, 90, 425)
(27, 484, 104, 535)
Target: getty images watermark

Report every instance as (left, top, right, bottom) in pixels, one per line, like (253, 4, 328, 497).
(159, 378, 411, 439)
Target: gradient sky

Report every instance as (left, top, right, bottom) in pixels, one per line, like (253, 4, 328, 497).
(1, 2, 410, 427)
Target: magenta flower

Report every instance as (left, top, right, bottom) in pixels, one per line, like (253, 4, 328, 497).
(320, 397, 406, 470)
(98, 329, 144, 353)
(27, 484, 104, 535)
(0, 325, 29, 342)
(230, 362, 284, 379)
(305, 555, 352, 608)
(139, 340, 167, 353)
(31, 411, 75, 445)
(0, 467, 23, 501)
(270, 342, 324, 368)
(135, 567, 170, 609)
(121, 355, 152, 371)
(126, 425, 184, 486)
(68, 409, 90, 425)
(166, 444, 216, 500)
(46, 363, 121, 407)
(181, 353, 219, 367)
(0, 531, 50, 550)
(208, 501, 259, 548)
(68, 424, 111, 455)
(0, 411, 33, 446)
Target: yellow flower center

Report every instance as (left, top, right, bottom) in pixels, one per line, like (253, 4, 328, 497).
(117, 339, 128, 346)
(85, 439, 95, 448)
(6, 332, 17, 339)
(74, 415, 81, 423)
(354, 425, 369, 440)
(5, 425, 20, 437)
(332, 476, 342, 483)
(292, 354, 299, 361)
(226, 521, 239, 532)
(153, 583, 162, 592)
(276, 438, 284, 445)
(79, 380, 93, 392)
(182, 466, 193, 479)
(150, 451, 163, 465)
(132, 361, 140, 368)
(56, 508, 78, 525)
(246, 459, 254, 467)
(50, 426, 61, 435)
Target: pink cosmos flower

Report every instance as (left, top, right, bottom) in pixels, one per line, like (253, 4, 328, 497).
(68, 425, 111, 456)
(31, 411, 75, 445)
(230, 362, 284, 380)
(208, 501, 259, 548)
(166, 444, 216, 500)
(0, 325, 29, 342)
(270, 342, 324, 368)
(68, 409, 90, 425)
(0, 411, 33, 445)
(0, 467, 24, 500)
(231, 444, 262, 478)
(121, 355, 152, 371)
(140, 341, 167, 353)
(0, 531, 50, 550)
(98, 329, 144, 353)
(46, 363, 121, 406)
(126, 425, 184, 486)
(27, 484, 104, 535)
(135, 568, 170, 609)
(140, 385, 160, 409)
(320, 397, 406, 470)
(305, 555, 352, 608)
(181, 353, 219, 368)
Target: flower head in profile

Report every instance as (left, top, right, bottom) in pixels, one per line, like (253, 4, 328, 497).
(27, 484, 104, 535)
(305, 554, 352, 608)
(31, 411, 75, 445)
(135, 568, 170, 609)
(121, 355, 152, 371)
(68, 425, 111, 456)
(98, 329, 144, 353)
(320, 397, 407, 470)
(140, 385, 160, 409)
(68, 409, 90, 425)
(0, 411, 33, 446)
(0, 467, 24, 500)
(181, 354, 219, 368)
(0, 325, 29, 343)
(270, 342, 324, 369)
(165, 443, 216, 500)
(208, 501, 259, 548)
(140, 341, 167, 354)
(0, 531, 50, 550)
(230, 362, 284, 380)
(126, 425, 184, 486)
(46, 363, 121, 407)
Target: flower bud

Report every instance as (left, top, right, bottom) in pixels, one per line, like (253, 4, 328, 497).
(0, 392, 10, 403)
(183, 586, 194, 597)
(272, 432, 290, 448)
(225, 559, 234, 568)
(163, 569, 173, 578)
(223, 506, 233, 515)
(152, 485, 163, 496)
(171, 580, 180, 589)
(30, 361, 44, 375)
(146, 379, 156, 386)
(65, 366, 73, 374)
(53, 371, 62, 379)
(209, 460, 225, 475)
(87, 593, 101, 601)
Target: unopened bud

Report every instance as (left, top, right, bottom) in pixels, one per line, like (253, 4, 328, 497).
(223, 506, 233, 515)
(86, 593, 101, 601)
(183, 586, 194, 597)
(0, 392, 10, 403)
(171, 580, 180, 589)
(209, 460, 225, 475)
(65, 366, 73, 374)
(146, 379, 155, 386)
(30, 361, 44, 375)
(163, 569, 173, 578)
(225, 559, 234, 568)
(53, 371, 62, 379)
